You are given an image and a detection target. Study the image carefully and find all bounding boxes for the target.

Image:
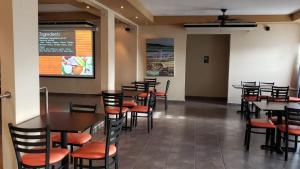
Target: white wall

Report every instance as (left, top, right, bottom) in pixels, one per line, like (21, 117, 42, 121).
(228, 24, 300, 103)
(115, 23, 137, 89)
(138, 25, 187, 101)
(138, 23, 300, 102)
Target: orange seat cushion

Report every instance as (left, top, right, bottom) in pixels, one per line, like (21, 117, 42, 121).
(123, 101, 137, 108)
(52, 133, 92, 145)
(289, 97, 300, 102)
(105, 107, 129, 114)
(138, 92, 148, 98)
(278, 124, 300, 135)
(156, 92, 166, 97)
(72, 141, 116, 159)
(244, 96, 259, 102)
(131, 105, 151, 113)
(22, 148, 69, 167)
(250, 119, 275, 128)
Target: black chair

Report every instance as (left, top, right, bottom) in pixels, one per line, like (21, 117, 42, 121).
(52, 103, 97, 162)
(8, 123, 69, 169)
(241, 85, 260, 114)
(289, 87, 300, 102)
(155, 80, 170, 110)
(269, 86, 289, 102)
(278, 106, 300, 161)
(240, 81, 256, 112)
(144, 78, 157, 91)
(131, 92, 156, 133)
(72, 116, 124, 169)
(244, 102, 276, 151)
(102, 91, 127, 133)
(259, 82, 274, 100)
(134, 81, 150, 104)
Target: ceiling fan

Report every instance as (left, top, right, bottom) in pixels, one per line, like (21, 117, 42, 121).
(184, 8, 257, 29)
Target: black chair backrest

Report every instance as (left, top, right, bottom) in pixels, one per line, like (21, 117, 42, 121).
(144, 78, 157, 89)
(259, 82, 274, 95)
(70, 103, 97, 134)
(134, 81, 149, 92)
(8, 123, 50, 169)
(284, 106, 300, 129)
(242, 85, 260, 100)
(165, 80, 171, 94)
(70, 103, 97, 114)
(271, 86, 289, 101)
(121, 85, 137, 98)
(105, 116, 124, 161)
(102, 91, 124, 115)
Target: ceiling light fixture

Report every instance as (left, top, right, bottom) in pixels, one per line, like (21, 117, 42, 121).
(86, 5, 90, 9)
(135, 16, 138, 19)
(121, 6, 124, 9)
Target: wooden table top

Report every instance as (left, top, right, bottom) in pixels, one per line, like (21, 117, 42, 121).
(18, 112, 104, 133)
(253, 101, 300, 111)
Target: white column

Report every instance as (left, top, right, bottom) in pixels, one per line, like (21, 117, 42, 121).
(0, 0, 40, 168)
(100, 10, 116, 90)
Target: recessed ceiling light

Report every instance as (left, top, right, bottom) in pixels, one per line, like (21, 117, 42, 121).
(121, 6, 124, 9)
(86, 5, 90, 9)
(135, 16, 138, 19)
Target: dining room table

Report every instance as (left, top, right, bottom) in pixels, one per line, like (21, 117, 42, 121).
(253, 101, 300, 153)
(18, 111, 104, 169)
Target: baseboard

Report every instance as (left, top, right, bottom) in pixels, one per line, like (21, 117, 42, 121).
(185, 96, 227, 102)
(41, 92, 101, 97)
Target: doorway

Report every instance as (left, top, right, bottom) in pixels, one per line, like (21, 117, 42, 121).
(185, 34, 230, 102)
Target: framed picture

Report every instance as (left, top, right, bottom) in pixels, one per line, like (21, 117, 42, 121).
(146, 38, 174, 77)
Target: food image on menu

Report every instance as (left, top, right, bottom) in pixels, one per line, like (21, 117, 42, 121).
(62, 56, 93, 76)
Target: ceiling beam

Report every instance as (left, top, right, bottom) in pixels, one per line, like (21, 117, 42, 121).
(153, 15, 292, 25)
(39, 12, 100, 21)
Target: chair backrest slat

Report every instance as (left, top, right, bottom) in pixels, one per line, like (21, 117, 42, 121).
(134, 81, 149, 92)
(144, 78, 157, 89)
(242, 85, 260, 99)
(70, 103, 97, 114)
(102, 92, 124, 115)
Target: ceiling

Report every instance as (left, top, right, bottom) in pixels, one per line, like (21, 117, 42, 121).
(139, 0, 300, 16)
(39, 4, 83, 12)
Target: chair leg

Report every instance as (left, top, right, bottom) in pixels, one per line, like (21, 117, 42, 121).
(74, 158, 78, 169)
(70, 146, 74, 164)
(244, 126, 249, 146)
(80, 158, 83, 169)
(89, 160, 92, 168)
(294, 135, 298, 150)
(246, 127, 251, 151)
(147, 114, 150, 133)
(151, 113, 153, 129)
(114, 155, 119, 169)
(165, 96, 168, 110)
(241, 99, 244, 113)
(270, 129, 275, 153)
(285, 132, 289, 161)
(265, 129, 270, 146)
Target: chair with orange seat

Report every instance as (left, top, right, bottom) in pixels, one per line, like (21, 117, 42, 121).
(241, 85, 260, 114)
(122, 85, 138, 130)
(9, 123, 69, 169)
(277, 106, 300, 161)
(269, 86, 289, 102)
(144, 78, 157, 92)
(134, 81, 150, 104)
(131, 92, 156, 133)
(244, 101, 276, 151)
(52, 103, 97, 157)
(155, 79, 170, 110)
(103, 91, 128, 133)
(240, 81, 256, 113)
(259, 82, 274, 100)
(72, 116, 123, 169)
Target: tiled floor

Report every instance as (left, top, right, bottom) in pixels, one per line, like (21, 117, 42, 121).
(45, 94, 300, 169)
